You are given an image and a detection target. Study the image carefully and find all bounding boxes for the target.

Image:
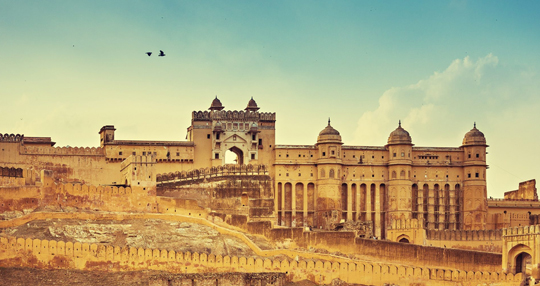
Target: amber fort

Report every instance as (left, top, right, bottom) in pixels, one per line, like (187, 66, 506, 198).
(1, 97, 540, 285)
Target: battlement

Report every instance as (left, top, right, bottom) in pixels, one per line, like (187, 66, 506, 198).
(157, 164, 269, 183)
(427, 229, 502, 241)
(22, 146, 104, 156)
(502, 224, 540, 236)
(56, 182, 133, 197)
(0, 133, 23, 143)
(192, 110, 276, 122)
(0, 235, 523, 285)
(0, 167, 23, 178)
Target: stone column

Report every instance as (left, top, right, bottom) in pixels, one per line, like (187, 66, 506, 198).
(291, 184, 297, 227)
(347, 184, 353, 221)
(366, 184, 372, 221)
(304, 182, 309, 227)
(438, 189, 445, 229)
(428, 185, 435, 229)
(281, 184, 286, 227)
(375, 184, 381, 238)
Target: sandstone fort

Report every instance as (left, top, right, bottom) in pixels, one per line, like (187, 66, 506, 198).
(1, 97, 539, 285)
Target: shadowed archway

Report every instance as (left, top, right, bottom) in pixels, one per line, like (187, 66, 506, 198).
(225, 146, 244, 165)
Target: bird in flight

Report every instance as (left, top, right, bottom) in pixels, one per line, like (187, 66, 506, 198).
(159, 50, 166, 57)
(146, 52, 152, 56)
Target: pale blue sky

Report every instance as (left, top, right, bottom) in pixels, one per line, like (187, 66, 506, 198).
(1, 1, 539, 197)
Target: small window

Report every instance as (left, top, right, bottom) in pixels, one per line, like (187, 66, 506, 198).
(119, 151, 123, 156)
(251, 154, 255, 160)
(372, 174, 374, 177)
(176, 152, 180, 156)
(310, 173, 313, 177)
(310, 154, 313, 157)
(286, 173, 289, 177)
(382, 156, 384, 159)
(323, 152, 326, 156)
(468, 173, 471, 178)
(252, 134, 256, 141)
(216, 133, 220, 140)
(353, 155, 356, 158)
(393, 153, 396, 157)
(372, 156, 374, 159)
(298, 154, 301, 157)
(475, 173, 479, 178)
(468, 154, 471, 158)
(401, 152, 405, 157)
(476, 154, 479, 158)
(132, 152, 136, 155)
(331, 150, 335, 155)
(142, 152, 146, 155)
(258, 139, 262, 145)
(215, 153, 219, 159)
(286, 154, 289, 158)
(298, 173, 301, 177)
(207, 134, 210, 139)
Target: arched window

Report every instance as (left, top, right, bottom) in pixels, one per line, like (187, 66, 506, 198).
(320, 169, 325, 178)
(329, 169, 335, 178)
(400, 170, 405, 179)
(391, 171, 397, 179)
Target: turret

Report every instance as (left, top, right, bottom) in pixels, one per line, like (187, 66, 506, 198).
(99, 125, 116, 147)
(315, 119, 344, 229)
(461, 123, 488, 230)
(386, 121, 414, 234)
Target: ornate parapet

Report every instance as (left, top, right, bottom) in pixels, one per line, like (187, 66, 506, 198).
(0, 133, 23, 143)
(157, 164, 269, 185)
(386, 218, 426, 245)
(427, 229, 502, 241)
(22, 146, 104, 156)
(192, 110, 276, 122)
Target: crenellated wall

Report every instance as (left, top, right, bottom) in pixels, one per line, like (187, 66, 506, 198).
(157, 164, 269, 184)
(0, 235, 523, 286)
(22, 146, 103, 156)
(192, 110, 276, 122)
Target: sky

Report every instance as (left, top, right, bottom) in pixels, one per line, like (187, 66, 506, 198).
(1, 1, 539, 197)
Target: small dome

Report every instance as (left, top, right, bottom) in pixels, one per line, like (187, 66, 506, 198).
(317, 119, 342, 144)
(245, 97, 260, 111)
(209, 96, 224, 111)
(462, 123, 486, 146)
(387, 121, 412, 145)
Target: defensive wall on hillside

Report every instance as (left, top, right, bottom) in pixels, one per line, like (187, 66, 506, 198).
(0, 234, 523, 286)
(210, 214, 503, 273)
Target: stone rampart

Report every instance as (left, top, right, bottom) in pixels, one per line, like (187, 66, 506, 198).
(427, 229, 502, 241)
(0, 134, 23, 142)
(0, 235, 522, 286)
(192, 110, 276, 122)
(157, 164, 269, 184)
(22, 146, 103, 156)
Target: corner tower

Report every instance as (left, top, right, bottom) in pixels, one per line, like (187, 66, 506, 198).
(315, 119, 343, 229)
(461, 123, 488, 230)
(386, 121, 414, 229)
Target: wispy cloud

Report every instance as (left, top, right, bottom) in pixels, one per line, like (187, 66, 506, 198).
(354, 54, 540, 196)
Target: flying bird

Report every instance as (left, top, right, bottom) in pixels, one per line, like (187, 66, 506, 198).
(146, 52, 152, 56)
(159, 50, 166, 57)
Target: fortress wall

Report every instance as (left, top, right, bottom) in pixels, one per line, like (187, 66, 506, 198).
(156, 164, 269, 183)
(213, 214, 502, 273)
(426, 229, 503, 252)
(1, 144, 122, 185)
(0, 235, 522, 285)
(354, 238, 502, 272)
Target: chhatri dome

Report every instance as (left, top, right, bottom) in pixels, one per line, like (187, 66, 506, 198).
(245, 97, 260, 112)
(317, 118, 342, 144)
(462, 123, 487, 146)
(209, 96, 224, 111)
(387, 121, 412, 145)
